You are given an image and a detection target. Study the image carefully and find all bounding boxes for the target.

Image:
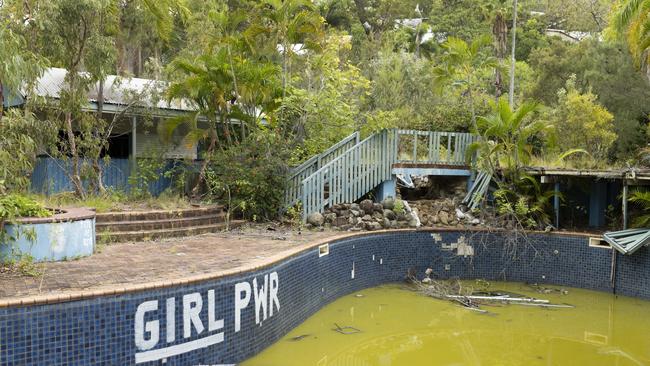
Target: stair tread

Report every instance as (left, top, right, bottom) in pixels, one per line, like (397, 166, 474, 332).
(95, 213, 225, 227)
(95, 206, 225, 222)
(96, 220, 246, 236)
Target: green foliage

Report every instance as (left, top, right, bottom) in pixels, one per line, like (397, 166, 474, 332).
(433, 36, 499, 127)
(279, 34, 370, 161)
(469, 98, 552, 182)
(393, 199, 405, 215)
(0, 195, 52, 223)
(610, 0, 650, 68)
(528, 39, 650, 159)
(0, 194, 52, 247)
(629, 190, 650, 228)
(469, 98, 559, 227)
(493, 175, 557, 229)
(549, 76, 616, 164)
(0, 110, 41, 194)
(128, 158, 168, 199)
(205, 131, 290, 221)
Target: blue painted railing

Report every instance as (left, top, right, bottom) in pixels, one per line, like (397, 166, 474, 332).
(395, 130, 477, 165)
(298, 129, 476, 220)
(285, 132, 360, 207)
(301, 130, 397, 220)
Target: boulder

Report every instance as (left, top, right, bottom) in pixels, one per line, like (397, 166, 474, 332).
(382, 197, 396, 210)
(382, 218, 391, 228)
(324, 213, 337, 224)
(373, 203, 384, 212)
(439, 211, 450, 226)
(350, 209, 361, 217)
(365, 221, 382, 231)
(360, 199, 374, 214)
(362, 214, 373, 222)
(330, 217, 345, 227)
(307, 212, 324, 227)
(372, 211, 383, 220)
(383, 209, 396, 220)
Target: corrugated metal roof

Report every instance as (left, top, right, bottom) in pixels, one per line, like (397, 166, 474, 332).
(31, 68, 195, 112)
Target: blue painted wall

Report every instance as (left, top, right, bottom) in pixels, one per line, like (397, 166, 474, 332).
(30, 158, 181, 196)
(0, 231, 645, 365)
(0, 218, 95, 262)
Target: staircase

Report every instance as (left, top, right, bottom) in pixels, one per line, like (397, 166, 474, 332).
(96, 206, 244, 243)
(292, 129, 477, 221)
(285, 132, 360, 207)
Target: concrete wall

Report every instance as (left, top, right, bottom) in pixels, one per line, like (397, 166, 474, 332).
(0, 208, 95, 262)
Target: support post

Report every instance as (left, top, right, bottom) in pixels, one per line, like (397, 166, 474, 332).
(131, 116, 137, 174)
(554, 181, 560, 229)
(375, 176, 397, 203)
(589, 181, 607, 228)
(622, 181, 628, 230)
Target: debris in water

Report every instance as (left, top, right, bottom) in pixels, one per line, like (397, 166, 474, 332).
(525, 283, 569, 295)
(354, 294, 365, 298)
(289, 334, 311, 342)
(412, 278, 575, 312)
(333, 323, 361, 335)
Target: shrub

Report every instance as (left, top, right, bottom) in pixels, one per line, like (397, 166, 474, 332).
(205, 131, 290, 221)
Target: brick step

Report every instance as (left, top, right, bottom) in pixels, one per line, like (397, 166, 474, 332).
(96, 213, 227, 232)
(96, 220, 246, 243)
(96, 206, 224, 223)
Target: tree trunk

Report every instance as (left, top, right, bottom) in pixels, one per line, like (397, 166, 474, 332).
(0, 82, 4, 121)
(65, 112, 86, 199)
(508, 0, 519, 107)
(93, 79, 107, 194)
(191, 131, 218, 198)
(493, 12, 508, 99)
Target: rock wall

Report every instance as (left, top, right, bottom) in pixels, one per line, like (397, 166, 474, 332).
(306, 198, 419, 231)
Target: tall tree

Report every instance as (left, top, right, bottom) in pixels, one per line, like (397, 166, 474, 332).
(433, 36, 498, 129)
(612, 0, 650, 79)
(0, 22, 43, 120)
(247, 0, 324, 101)
(34, 0, 117, 198)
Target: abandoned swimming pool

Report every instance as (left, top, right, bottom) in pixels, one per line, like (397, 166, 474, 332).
(2, 230, 650, 365)
(242, 283, 650, 366)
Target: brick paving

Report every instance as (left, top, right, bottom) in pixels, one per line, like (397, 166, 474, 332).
(0, 224, 336, 301)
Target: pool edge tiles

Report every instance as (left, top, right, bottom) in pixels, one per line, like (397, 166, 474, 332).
(0, 230, 642, 365)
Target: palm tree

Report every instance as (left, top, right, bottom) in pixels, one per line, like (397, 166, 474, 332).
(433, 36, 499, 129)
(613, 0, 650, 78)
(163, 51, 235, 196)
(246, 0, 324, 99)
(468, 98, 560, 228)
(469, 98, 548, 184)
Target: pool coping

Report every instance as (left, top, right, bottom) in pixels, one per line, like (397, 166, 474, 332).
(13, 207, 96, 225)
(0, 228, 600, 309)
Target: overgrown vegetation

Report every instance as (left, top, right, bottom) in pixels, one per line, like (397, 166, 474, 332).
(0, 0, 648, 228)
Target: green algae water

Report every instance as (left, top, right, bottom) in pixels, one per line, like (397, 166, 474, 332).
(242, 282, 650, 366)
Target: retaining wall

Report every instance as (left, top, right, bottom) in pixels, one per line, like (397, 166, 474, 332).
(0, 230, 647, 365)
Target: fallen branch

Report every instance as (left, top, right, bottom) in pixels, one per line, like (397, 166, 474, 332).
(445, 295, 550, 304)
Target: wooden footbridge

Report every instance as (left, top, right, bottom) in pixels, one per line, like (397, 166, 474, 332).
(285, 129, 477, 220)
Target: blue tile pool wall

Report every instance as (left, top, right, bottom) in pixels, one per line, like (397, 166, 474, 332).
(0, 231, 646, 365)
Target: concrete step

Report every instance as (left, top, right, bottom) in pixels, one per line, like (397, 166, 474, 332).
(95, 206, 225, 223)
(96, 213, 227, 232)
(96, 220, 246, 243)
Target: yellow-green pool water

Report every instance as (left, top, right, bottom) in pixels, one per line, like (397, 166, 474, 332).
(242, 282, 650, 366)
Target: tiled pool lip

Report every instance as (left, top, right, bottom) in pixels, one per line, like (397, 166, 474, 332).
(0, 228, 600, 309)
